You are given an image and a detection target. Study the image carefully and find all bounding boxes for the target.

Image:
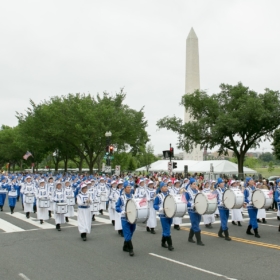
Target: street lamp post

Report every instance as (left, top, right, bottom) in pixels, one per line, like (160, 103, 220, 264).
(105, 131, 112, 168)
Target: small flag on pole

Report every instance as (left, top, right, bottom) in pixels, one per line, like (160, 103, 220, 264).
(23, 151, 32, 160)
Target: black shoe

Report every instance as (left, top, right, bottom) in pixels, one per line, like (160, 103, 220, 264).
(40, 220, 43, 224)
(99, 210, 103, 215)
(26, 212, 30, 219)
(195, 231, 205, 246)
(161, 236, 168, 248)
(33, 205, 37, 213)
(65, 217, 69, 223)
(238, 221, 242, 226)
(208, 223, 213, 229)
(215, 214, 219, 218)
(56, 224, 61, 231)
(0, 206, 3, 211)
(262, 218, 267, 224)
(146, 226, 150, 232)
(123, 241, 129, 252)
(278, 216, 280, 221)
(205, 224, 210, 228)
(218, 227, 224, 238)
(150, 228, 156, 234)
(120, 230, 124, 237)
(166, 236, 174, 251)
(232, 221, 237, 225)
(278, 225, 280, 232)
(10, 207, 13, 214)
(257, 219, 261, 223)
(112, 220, 115, 226)
(82, 233, 87, 241)
(92, 215, 95, 221)
(254, 228, 260, 238)
(128, 240, 134, 256)
(246, 225, 254, 235)
(49, 211, 52, 218)
(224, 229, 231, 241)
(188, 229, 196, 243)
(174, 225, 180, 230)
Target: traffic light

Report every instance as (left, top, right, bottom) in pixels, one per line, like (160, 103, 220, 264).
(170, 147, 174, 158)
(109, 145, 114, 154)
(162, 150, 171, 158)
(173, 162, 177, 169)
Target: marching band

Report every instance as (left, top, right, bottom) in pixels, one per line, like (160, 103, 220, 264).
(0, 172, 277, 257)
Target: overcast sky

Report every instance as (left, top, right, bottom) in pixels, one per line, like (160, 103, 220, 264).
(1, 0, 279, 155)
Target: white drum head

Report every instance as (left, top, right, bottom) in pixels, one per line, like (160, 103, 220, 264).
(223, 189, 235, 209)
(194, 193, 207, 215)
(126, 199, 137, 224)
(252, 190, 265, 209)
(163, 195, 176, 218)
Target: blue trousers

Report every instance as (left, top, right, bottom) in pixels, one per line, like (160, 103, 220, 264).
(0, 193, 6, 206)
(8, 197, 17, 207)
(188, 211, 201, 232)
(247, 207, 258, 229)
(218, 206, 229, 231)
(121, 218, 136, 241)
(160, 216, 173, 237)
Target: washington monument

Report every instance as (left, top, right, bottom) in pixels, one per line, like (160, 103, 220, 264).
(183, 28, 203, 161)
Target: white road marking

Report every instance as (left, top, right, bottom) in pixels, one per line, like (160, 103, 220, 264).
(149, 253, 238, 280)
(0, 218, 25, 233)
(19, 273, 31, 280)
(8, 213, 53, 229)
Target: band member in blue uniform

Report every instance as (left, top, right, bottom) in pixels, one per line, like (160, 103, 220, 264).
(185, 178, 205, 246)
(216, 178, 231, 241)
(153, 182, 174, 251)
(7, 177, 19, 214)
(115, 181, 136, 256)
(0, 176, 8, 211)
(274, 179, 280, 230)
(244, 177, 260, 238)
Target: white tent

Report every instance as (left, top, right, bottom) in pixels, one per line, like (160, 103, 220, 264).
(136, 160, 257, 174)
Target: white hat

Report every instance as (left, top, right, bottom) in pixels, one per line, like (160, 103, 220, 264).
(147, 180, 154, 186)
(39, 179, 45, 184)
(80, 183, 87, 189)
(174, 180, 180, 184)
(111, 180, 117, 185)
(117, 180, 123, 186)
(26, 175, 31, 179)
(230, 180, 236, 186)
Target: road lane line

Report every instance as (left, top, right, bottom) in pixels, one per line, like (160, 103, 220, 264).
(7, 213, 53, 229)
(181, 227, 280, 250)
(19, 273, 31, 280)
(0, 218, 25, 232)
(149, 253, 237, 280)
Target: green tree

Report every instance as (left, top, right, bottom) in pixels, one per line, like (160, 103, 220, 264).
(157, 83, 280, 178)
(268, 161, 275, 173)
(16, 90, 149, 174)
(272, 129, 280, 160)
(259, 152, 274, 162)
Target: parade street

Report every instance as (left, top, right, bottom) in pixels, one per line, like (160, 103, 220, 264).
(0, 203, 279, 280)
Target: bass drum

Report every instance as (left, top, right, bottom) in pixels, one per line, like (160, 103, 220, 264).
(194, 193, 217, 215)
(252, 189, 273, 209)
(125, 198, 149, 224)
(163, 195, 187, 218)
(222, 189, 244, 209)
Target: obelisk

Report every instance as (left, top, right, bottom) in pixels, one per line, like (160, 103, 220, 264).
(183, 28, 203, 161)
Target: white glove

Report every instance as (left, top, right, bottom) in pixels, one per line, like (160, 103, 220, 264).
(190, 203, 194, 209)
(249, 201, 252, 205)
(159, 207, 163, 212)
(121, 210, 126, 215)
(219, 202, 224, 207)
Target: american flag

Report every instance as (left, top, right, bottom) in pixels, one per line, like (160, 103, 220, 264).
(23, 151, 32, 160)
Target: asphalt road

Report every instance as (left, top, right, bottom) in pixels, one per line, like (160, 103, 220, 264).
(0, 203, 280, 280)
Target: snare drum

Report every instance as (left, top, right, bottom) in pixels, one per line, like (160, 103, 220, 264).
(223, 189, 244, 209)
(252, 189, 273, 209)
(25, 194, 35, 204)
(66, 197, 75, 206)
(100, 192, 107, 202)
(90, 202, 99, 212)
(125, 198, 149, 224)
(56, 203, 68, 214)
(111, 200, 116, 210)
(163, 195, 187, 218)
(39, 199, 50, 208)
(194, 193, 217, 215)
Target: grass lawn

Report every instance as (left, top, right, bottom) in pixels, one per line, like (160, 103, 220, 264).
(255, 167, 280, 178)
